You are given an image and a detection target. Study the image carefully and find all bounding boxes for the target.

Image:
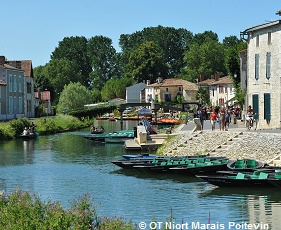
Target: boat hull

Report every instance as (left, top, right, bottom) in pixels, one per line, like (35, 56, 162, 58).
(197, 172, 281, 188)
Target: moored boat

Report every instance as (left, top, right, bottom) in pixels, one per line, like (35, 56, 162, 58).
(122, 154, 157, 160)
(227, 159, 264, 171)
(197, 170, 281, 188)
(19, 131, 39, 139)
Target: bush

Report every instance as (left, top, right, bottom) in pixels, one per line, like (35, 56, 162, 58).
(0, 188, 137, 230)
(9, 117, 32, 135)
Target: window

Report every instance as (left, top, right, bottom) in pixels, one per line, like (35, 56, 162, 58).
(219, 98, 224, 106)
(164, 94, 171, 101)
(166, 88, 169, 92)
(255, 54, 259, 80)
(19, 97, 22, 113)
(256, 35, 259, 47)
(225, 87, 227, 94)
(19, 76, 22, 93)
(268, 32, 271, 45)
(266, 52, 271, 79)
(13, 76, 17, 92)
(9, 96, 13, 114)
(219, 86, 224, 94)
(264, 93, 271, 120)
(9, 75, 12, 92)
(178, 87, 182, 92)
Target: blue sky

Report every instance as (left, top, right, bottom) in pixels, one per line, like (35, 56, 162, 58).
(0, 0, 279, 67)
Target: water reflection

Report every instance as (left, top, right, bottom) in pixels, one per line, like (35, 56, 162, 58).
(199, 186, 281, 228)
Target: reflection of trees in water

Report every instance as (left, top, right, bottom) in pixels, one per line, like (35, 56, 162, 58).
(23, 140, 35, 164)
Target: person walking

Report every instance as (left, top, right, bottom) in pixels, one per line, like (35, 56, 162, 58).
(210, 111, 217, 131)
(220, 107, 226, 131)
(197, 107, 204, 131)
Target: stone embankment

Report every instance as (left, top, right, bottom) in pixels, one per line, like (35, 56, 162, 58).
(158, 130, 281, 165)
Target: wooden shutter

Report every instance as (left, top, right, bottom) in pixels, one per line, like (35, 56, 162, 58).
(255, 54, 259, 80)
(252, 94, 259, 120)
(266, 52, 271, 79)
(264, 93, 271, 120)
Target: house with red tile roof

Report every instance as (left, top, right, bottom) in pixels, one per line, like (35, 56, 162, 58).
(145, 78, 198, 103)
(199, 73, 235, 107)
(0, 56, 35, 120)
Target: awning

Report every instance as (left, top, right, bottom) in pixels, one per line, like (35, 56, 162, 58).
(137, 108, 152, 115)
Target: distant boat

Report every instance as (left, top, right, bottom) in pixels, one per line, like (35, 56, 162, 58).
(90, 129, 105, 134)
(18, 131, 39, 140)
(109, 117, 116, 121)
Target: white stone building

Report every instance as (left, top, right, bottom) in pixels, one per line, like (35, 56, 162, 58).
(241, 20, 281, 129)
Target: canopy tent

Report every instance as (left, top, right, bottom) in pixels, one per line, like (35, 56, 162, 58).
(137, 108, 152, 115)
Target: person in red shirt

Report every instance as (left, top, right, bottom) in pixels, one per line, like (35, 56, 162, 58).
(210, 111, 218, 131)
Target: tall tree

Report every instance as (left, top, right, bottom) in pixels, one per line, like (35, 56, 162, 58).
(87, 36, 120, 90)
(192, 31, 219, 46)
(119, 26, 193, 78)
(126, 41, 167, 83)
(182, 39, 227, 82)
(51, 36, 91, 85)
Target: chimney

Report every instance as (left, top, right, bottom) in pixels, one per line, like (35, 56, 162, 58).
(200, 73, 204, 82)
(214, 72, 219, 81)
(147, 80, 150, 85)
(0, 56, 5, 65)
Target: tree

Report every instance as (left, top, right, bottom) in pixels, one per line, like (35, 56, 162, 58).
(225, 40, 247, 87)
(126, 41, 167, 83)
(44, 59, 82, 96)
(56, 82, 93, 113)
(51, 36, 91, 86)
(192, 31, 219, 46)
(234, 83, 246, 110)
(101, 77, 133, 101)
(87, 36, 120, 90)
(119, 26, 193, 78)
(182, 39, 227, 82)
(196, 87, 210, 105)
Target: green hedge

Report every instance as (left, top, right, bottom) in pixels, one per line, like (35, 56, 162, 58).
(67, 105, 117, 119)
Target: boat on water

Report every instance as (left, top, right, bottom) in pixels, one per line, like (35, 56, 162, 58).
(227, 159, 264, 171)
(84, 129, 134, 142)
(18, 131, 39, 140)
(111, 155, 227, 171)
(197, 170, 281, 188)
(134, 157, 229, 173)
(122, 154, 157, 160)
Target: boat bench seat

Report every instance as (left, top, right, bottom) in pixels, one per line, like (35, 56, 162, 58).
(275, 171, 281, 179)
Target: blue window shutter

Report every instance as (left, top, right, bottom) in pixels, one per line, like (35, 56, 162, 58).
(255, 54, 259, 80)
(266, 52, 271, 79)
(264, 93, 271, 120)
(252, 94, 259, 120)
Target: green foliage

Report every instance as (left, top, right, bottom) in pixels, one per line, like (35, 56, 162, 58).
(101, 77, 134, 101)
(196, 87, 210, 105)
(56, 82, 94, 113)
(67, 105, 117, 119)
(0, 123, 15, 141)
(192, 30, 219, 45)
(234, 83, 246, 110)
(88, 36, 120, 90)
(120, 26, 193, 78)
(182, 39, 227, 82)
(126, 41, 168, 83)
(0, 188, 137, 230)
(51, 36, 92, 82)
(9, 117, 32, 135)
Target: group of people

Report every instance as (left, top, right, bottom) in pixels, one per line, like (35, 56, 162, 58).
(23, 122, 36, 136)
(197, 106, 231, 131)
(90, 125, 105, 134)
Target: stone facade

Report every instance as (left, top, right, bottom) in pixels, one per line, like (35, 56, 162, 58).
(243, 20, 281, 129)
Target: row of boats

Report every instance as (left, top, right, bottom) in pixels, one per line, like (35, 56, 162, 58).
(112, 154, 281, 188)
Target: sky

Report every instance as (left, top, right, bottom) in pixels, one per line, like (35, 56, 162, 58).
(0, 0, 280, 67)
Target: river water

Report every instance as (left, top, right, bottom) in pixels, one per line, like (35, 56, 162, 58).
(0, 120, 280, 229)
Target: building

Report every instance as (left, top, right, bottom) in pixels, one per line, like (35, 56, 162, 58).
(145, 78, 198, 103)
(0, 56, 35, 120)
(241, 19, 281, 129)
(198, 73, 235, 107)
(126, 82, 147, 103)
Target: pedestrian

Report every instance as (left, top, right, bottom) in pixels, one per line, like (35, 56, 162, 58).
(225, 108, 231, 131)
(210, 111, 217, 131)
(197, 107, 204, 131)
(220, 107, 226, 131)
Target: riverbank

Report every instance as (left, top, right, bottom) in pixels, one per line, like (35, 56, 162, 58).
(157, 129, 281, 166)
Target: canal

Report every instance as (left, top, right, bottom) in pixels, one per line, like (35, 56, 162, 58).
(0, 120, 280, 229)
